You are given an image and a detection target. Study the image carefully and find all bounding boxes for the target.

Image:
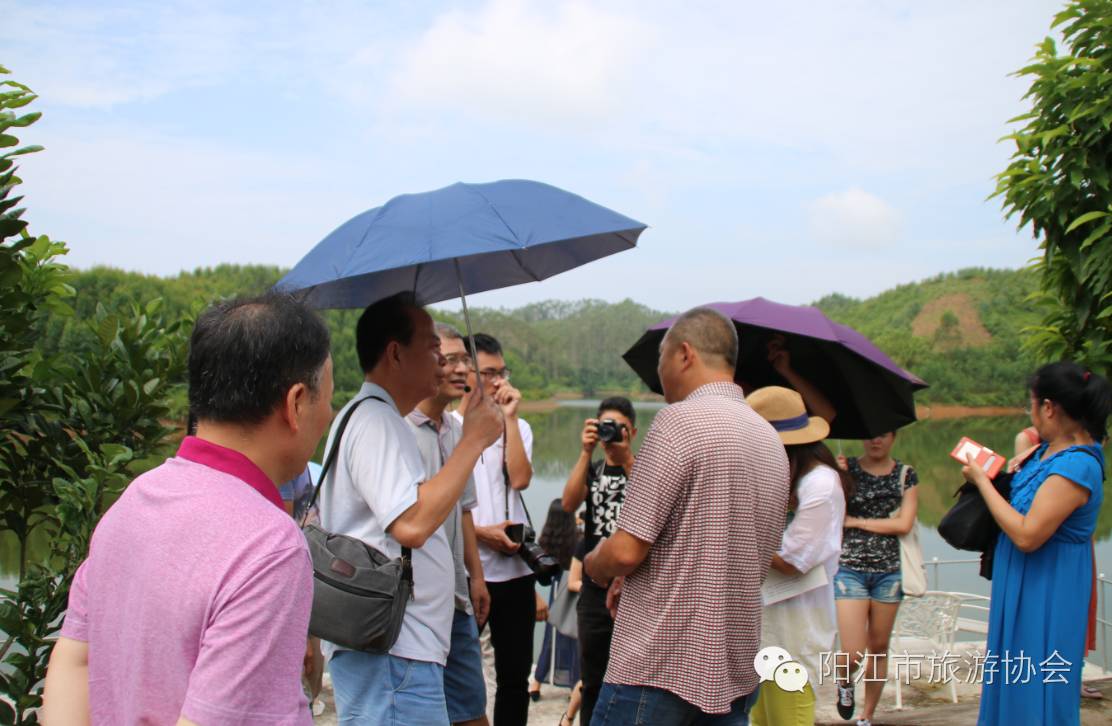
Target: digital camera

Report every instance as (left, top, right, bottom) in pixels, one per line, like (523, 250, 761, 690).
(596, 418, 626, 444)
(507, 524, 561, 586)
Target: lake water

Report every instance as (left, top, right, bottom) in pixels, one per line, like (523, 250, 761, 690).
(516, 401, 1112, 667)
(4, 404, 1110, 666)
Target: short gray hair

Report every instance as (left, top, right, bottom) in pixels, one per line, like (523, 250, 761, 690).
(434, 322, 463, 340)
(664, 307, 738, 370)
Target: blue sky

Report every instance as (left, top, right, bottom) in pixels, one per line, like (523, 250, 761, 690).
(4, 0, 1063, 311)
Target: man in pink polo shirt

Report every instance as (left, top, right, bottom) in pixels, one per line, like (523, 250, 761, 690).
(43, 293, 335, 725)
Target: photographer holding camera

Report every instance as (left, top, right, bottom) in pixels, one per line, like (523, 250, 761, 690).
(454, 332, 553, 725)
(560, 397, 638, 726)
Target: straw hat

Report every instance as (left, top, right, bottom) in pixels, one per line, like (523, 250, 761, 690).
(747, 386, 830, 445)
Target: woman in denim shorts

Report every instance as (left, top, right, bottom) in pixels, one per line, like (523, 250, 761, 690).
(832, 432, 918, 726)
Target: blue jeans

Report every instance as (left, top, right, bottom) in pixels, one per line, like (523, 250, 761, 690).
(833, 567, 903, 603)
(591, 683, 758, 725)
(330, 650, 448, 725)
(444, 609, 486, 722)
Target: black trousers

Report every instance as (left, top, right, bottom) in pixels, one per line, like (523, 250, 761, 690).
(485, 574, 537, 726)
(577, 582, 614, 726)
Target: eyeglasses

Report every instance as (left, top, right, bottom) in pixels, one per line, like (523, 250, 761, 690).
(478, 367, 510, 381)
(443, 354, 473, 367)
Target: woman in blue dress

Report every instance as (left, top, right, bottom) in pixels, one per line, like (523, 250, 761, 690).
(962, 362, 1111, 725)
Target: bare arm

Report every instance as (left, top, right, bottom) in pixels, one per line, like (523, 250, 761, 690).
(461, 510, 485, 582)
(779, 366, 837, 424)
(845, 486, 918, 536)
(964, 455, 1089, 553)
(390, 436, 487, 547)
(562, 450, 592, 513)
(535, 590, 549, 622)
(492, 380, 533, 490)
(770, 553, 802, 575)
(568, 557, 583, 593)
(43, 637, 91, 726)
(584, 529, 652, 585)
(503, 414, 533, 491)
(392, 391, 502, 548)
(768, 341, 836, 423)
(461, 510, 491, 627)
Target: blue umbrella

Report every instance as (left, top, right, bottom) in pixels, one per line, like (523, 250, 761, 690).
(278, 179, 644, 304)
(276, 179, 645, 350)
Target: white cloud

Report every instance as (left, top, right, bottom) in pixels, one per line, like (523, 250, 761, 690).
(2, 3, 248, 108)
(388, 0, 651, 126)
(1, 1, 401, 109)
(16, 120, 371, 275)
(808, 188, 903, 249)
(2, 0, 1059, 312)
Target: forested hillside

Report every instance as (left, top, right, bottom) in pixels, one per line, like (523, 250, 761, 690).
(814, 267, 1042, 407)
(48, 265, 1043, 411)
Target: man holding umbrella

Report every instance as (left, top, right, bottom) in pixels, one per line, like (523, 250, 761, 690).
(317, 293, 503, 725)
(274, 179, 648, 722)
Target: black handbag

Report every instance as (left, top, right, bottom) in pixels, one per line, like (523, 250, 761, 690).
(937, 472, 1014, 553)
(937, 445, 1101, 580)
(301, 396, 414, 653)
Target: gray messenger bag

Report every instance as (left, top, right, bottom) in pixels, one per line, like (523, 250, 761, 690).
(301, 396, 413, 653)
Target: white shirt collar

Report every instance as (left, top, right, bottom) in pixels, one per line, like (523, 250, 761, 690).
(358, 380, 401, 415)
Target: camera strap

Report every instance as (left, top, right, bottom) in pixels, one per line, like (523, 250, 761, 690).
(501, 427, 536, 529)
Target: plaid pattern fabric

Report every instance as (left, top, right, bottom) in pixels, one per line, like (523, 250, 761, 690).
(604, 382, 789, 714)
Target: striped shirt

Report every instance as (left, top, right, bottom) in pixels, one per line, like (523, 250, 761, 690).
(604, 381, 790, 713)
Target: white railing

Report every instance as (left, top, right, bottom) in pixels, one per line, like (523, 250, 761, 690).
(924, 557, 1110, 673)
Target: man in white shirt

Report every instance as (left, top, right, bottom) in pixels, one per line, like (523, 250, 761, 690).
(455, 333, 536, 725)
(318, 293, 502, 725)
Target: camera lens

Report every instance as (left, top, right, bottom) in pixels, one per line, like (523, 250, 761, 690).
(597, 419, 622, 443)
(516, 528, 563, 585)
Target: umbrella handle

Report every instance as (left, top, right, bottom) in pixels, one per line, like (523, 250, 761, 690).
(454, 258, 483, 401)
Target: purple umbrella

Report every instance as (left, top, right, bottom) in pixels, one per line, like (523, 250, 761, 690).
(622, 297, 928, 439)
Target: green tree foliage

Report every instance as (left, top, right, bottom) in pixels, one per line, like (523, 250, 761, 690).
(814, 268, 1044, 406)
(0, 68, 188, 723)
(53, 264, 1047, 411)
(435, 299, 669, 398)
(49, 269, 671, 405)
(995, 0, 1112, 377)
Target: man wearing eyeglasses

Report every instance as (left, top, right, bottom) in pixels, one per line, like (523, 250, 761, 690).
(407, 323, 491, 726)
(454, 332, 536, 725)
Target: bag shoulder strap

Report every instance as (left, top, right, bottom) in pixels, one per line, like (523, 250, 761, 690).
(302, 395, 411, 567)
(889, 464, 911, 519)
(305, 395, 382, 513)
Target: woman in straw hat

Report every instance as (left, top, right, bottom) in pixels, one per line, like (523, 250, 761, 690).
(748, 386, 851, 726)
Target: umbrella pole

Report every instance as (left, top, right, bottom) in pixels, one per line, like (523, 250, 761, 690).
(454, 258, 483, 400)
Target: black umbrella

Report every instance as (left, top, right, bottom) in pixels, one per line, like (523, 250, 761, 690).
(622, 298, 928, 439)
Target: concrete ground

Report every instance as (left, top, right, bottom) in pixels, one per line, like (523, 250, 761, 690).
(312, 639, 1112, 725)
(311, 677, 575, 724)
(313, 676, 1112, 724)
(815, 677, 1112, 725)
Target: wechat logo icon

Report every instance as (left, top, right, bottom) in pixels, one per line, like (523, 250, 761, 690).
(754, 646, 809, 693)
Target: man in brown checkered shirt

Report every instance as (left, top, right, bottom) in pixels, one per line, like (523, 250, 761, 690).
(584, 307, 789, 724)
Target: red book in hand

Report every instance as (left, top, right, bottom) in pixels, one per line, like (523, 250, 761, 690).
(950, 437, 1006, 479)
